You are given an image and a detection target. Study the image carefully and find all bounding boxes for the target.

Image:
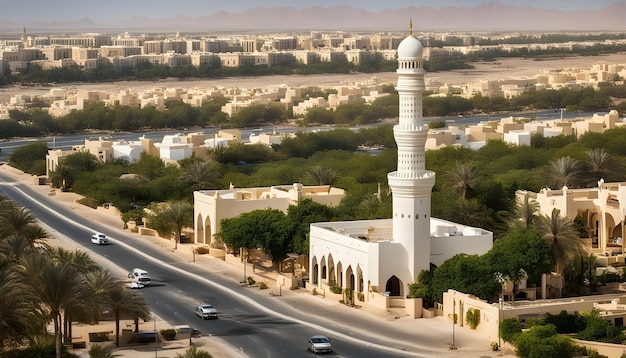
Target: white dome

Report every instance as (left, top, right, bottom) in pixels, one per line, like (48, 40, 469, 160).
(397, 35, 423, 59)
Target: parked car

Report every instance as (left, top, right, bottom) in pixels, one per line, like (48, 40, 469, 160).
(90, 232, 109, 245)
(308, 335, 332, 354)
(194, 304, 218, 319)
(128, 268, 150, 286)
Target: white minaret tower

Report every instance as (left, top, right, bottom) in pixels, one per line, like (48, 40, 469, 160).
(387, 21, 436, 281)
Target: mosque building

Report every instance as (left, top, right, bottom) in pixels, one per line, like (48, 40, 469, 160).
(308, 25, 493, 314)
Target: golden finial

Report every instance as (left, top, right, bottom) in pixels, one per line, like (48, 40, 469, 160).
(409, 18, 413, 36)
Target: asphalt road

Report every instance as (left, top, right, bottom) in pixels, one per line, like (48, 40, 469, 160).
(0, 172, 426, 358)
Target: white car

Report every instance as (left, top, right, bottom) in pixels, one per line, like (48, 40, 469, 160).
(128, 268, 150, 286)
(90, 232, 109, 245)
(194, 304, 218, 320)
(308, 335, 332, 354)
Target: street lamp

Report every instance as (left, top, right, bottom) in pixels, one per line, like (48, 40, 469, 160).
(451, 298, 457, 350)
(154, 315, 157, 358)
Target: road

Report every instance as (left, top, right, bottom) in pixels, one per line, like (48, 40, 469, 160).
(0, 171, 430, 358)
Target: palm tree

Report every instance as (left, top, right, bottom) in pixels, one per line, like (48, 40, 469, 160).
(447, 161, 479, 199)
(536, 209, 585, 274)
(303, 165, 337, 186)
(506, 193, 540, 231)
(149, 201, 193, 250)
(176, 346, 213, 358)
(453, 198, 491, 228)
(180, 160, 221, 189)
(105, 285, 150, 347)
(0, 206, 37, 237)
(544, 156, 582, 189)
(0, 262, 38, 348)
(54, 248, 100, 344)
(21, 255, 86, 358)
(583, 148, 625, 186)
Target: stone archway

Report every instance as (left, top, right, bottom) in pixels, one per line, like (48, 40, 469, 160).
(205, 217, 212, 245)
(311, 256, 319, 285)
(346, 266, 355, 290)
(385, 275, 403, 297)
(328, 254, 335, 286)
(320, 257, 327, 282)
(336, 262, 343, 288)
(357, 265, 363, 292)
(196, 213, 204, 244)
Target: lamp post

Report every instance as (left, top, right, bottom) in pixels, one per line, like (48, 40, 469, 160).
(451, 298, 457, 350)
(154, 315, 157, 358)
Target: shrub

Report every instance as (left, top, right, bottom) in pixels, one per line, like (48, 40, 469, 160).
(465, 309, 480, 330)
(490, 341, 499, 351)
(500, 318, 522, 344)
(160, 328, 177, 341)
(329, 285, 342, 294)
(258, 282, 268, 289)
(247, 276, 256, 285)
(357, 292, 364, 301)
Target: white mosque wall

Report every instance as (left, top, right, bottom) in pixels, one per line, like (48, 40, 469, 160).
(429, 218, 493, 267)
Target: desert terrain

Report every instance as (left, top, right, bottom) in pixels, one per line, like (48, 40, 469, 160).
(0, 53, 624, 104)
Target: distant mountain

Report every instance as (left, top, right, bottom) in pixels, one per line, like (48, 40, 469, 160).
(1, 4, 625, 33)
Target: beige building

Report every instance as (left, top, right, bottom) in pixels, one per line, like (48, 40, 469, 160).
(193, 183, 345, 246)
(517, 180, 626, 258)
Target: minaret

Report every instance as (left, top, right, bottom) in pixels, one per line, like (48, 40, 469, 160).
(387, 22, 436, 280)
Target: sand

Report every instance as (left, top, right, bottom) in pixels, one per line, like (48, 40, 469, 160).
(0, 53, 624, 104)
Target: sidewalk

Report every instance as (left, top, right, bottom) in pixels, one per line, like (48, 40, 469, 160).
(0, 164, 515, 358)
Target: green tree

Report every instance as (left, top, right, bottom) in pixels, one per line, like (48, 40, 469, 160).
(576, 310, 625, 343)
(431, 254, 501, 303)
(148, 201, 194, 250)
(582, 148, 625, 186)
(286, 198, 334, 255)
(21, 255, 87, 358)
(176, 345, 213, 358)
(446, 161, 480, 199)
(104, 285, 151, 347)
(515, 324, 577, 358)
(302, 165, 337, 186)
(505, 192, 540, 232)
(487, 229, 553, 298)
(407, 270, 434, 308)
(536, 209, 584, 275)
(499, 317, 522, 344)
(0, 262, 38, 348)
(544, 156, 582, 189)
(7, 141, 48, 174)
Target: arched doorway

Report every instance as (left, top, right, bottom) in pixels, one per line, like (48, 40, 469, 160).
(385, 275, 403, 297)
(311, 256, 319, 285)
(336, 262, 343, 287)
(205, 217, 212, 245)
(320, 257, 327, 282)
(196, 214, 204, 244)
(346, 266, 355, 290)
(356, 265, 363, 292)
(328, 254, 335, 286)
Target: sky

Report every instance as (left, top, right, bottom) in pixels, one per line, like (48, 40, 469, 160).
(5, 0, 624, 22)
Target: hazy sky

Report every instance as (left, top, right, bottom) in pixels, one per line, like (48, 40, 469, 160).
(6, 0, 623, 22)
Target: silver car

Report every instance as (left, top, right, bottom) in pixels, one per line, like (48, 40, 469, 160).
(194, 304, 218, 319)
(308, 335, 332, 354)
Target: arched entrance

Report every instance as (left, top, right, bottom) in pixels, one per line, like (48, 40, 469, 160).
(336, 262, 343, 287)
(346, 266, 355, 290)
(385, 275, 403, 297)
(196, 214, 204, 244)
(311, 256, 319, 285)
